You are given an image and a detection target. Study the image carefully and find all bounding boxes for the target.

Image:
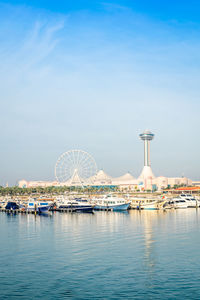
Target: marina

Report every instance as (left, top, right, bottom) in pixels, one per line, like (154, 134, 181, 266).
(1, 192, 200, 214)
(1, 0, 200, 298)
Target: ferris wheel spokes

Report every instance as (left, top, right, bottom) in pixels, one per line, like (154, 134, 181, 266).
(55, 149, 98, 186)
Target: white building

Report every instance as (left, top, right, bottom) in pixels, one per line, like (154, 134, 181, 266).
(18, 130, 194, 191)
(18, 173, 193, 191)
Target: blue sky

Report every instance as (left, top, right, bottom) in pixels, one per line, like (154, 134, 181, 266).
(1, 0, 200, 185)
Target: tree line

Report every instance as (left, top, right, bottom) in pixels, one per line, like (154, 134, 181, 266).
(0, 185, 119, 196)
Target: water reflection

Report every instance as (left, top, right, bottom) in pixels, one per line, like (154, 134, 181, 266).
(136, 209, 200, 280)
(1, 209, 200, 299)
(143, 212, 156, 269)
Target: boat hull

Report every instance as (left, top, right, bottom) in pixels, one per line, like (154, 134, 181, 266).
(138, 200, 167, 210)
(59, 204, 94, 213)
(75, 206, 94, 213)
(27, 204, 51, 213)
(143, 207, 158, 210)
(174, 205, 187, 209)
(37, 206, 51, 213)
(5, 202, 19, 210)
(94, 203, 130, 211)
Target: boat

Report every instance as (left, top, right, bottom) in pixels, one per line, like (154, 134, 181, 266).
(163, 201, 172, 209)
(137, 198, 167, 210)
(55, 195, 70, 207)
(74, 198, 94, 213)
(27, 199, 52, 213)
(91, 195, 130, 211)
(57, 197, 94, 213)
(167, 198, 188, 209)
(138, 201, 160, 210)
(5, 201, 19, 210)
(179, 194, 199, 208)
(0, 200, 7, 208)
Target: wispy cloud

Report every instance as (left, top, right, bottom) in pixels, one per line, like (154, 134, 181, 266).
(100, 2, 129, 11)
(20, 21, 65, 68)
(0, 19, 65, 69)
(0, 3, 200, 183)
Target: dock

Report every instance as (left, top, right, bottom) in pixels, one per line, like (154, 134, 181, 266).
(0, 207, 90, 214)
(0, 207, 114, 214)
(0, 208, 37, 214)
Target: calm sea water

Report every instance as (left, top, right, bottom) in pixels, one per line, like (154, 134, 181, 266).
(0, 209, 200, 299)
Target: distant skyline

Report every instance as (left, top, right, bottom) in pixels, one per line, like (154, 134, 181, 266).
(1, 0, 200, 185)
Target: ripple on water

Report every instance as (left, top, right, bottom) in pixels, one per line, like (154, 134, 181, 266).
(0, 209, 200, 299)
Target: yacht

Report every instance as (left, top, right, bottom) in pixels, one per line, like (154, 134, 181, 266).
(179, 194, 199, 208)
(91, 195, 130, 211)
(5, 201, 19, 211)
(56, 195, 69, 207)
(56, 196, 94, 213)
(27, 199, 53, 213)
(167, 198, 188, 209)
(138, 200, 166, 210)
(73, 198, 94, 213)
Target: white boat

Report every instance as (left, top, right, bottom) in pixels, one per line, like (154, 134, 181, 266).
(168, 198, 188, 209)
(56, 195, 70, 207)
(0, 196, 12, 208)
(138, 199, 167, 210)
(91, 195, 130, 211)
(179, 194, 199, 208)
(27, 199, 53, 213)
(139, 201, 160, 210)
(0, 200, 7, 208)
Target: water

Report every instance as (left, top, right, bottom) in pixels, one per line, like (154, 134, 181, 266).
(0, 209, 200, 299)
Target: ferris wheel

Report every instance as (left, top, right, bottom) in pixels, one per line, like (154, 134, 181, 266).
(55, 150, 98, 185)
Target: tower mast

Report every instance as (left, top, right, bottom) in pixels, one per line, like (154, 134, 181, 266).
(139, 130, 154, 167)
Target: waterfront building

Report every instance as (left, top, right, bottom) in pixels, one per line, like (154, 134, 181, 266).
(92, 170, 113, 185)
(18, 130, 194, 191)
(18, 180, 60, 188)
(18, 175, 193, 191)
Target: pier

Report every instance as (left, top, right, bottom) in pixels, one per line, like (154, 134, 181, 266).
(0, 208, 37, 214)
(0, 207, 115, 214)
(0, 208, 76, 214)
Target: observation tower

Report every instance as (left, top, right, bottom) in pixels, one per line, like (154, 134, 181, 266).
(138, 130, 155, 181)
(139, 130, 154, 167)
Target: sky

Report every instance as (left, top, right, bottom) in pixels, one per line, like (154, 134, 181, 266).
(1, 0, 200, 185)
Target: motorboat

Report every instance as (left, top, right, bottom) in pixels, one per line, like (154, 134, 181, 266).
(27, 199, 52, 213)
(184, 197, 198, 208)
(5, 202, 19, 210)
(58, 197, 94, 213)
(130, 197, 150, 209)
(0, 200, 7, 208)
(179, 194, 199, 208)
(56, 195, 70, 207)
(167, 198, 188, 209)
(74, 198, 94, 213)
(1, 196, 13, 209)
(91, 195, 131, 211)
(138, 200, 165, 210)
(130, 195, 168, 209)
